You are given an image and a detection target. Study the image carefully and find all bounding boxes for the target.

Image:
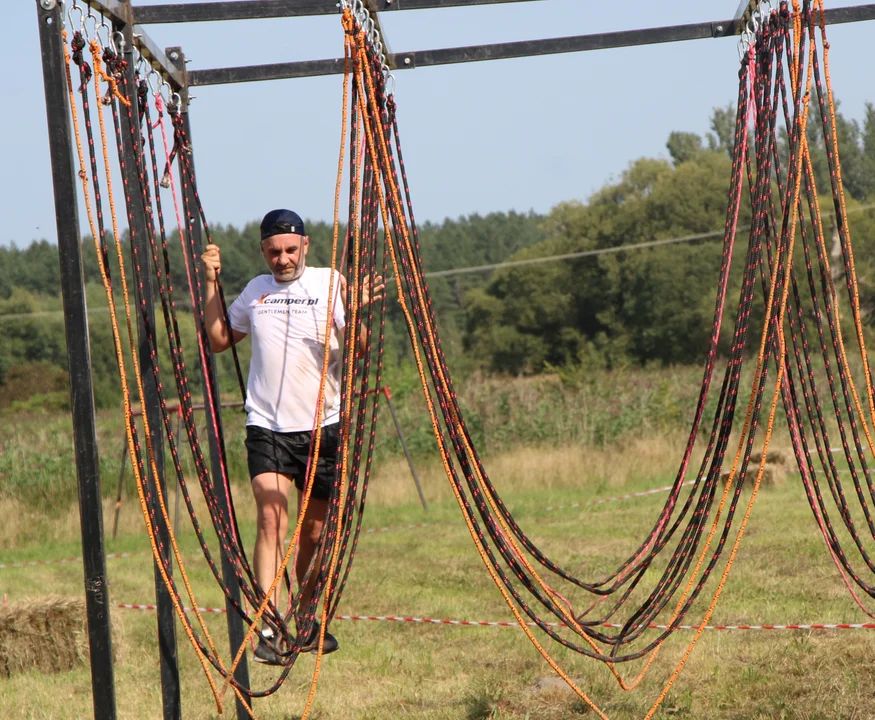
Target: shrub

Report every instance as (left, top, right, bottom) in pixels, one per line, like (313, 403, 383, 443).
(0, 362, 69, 409)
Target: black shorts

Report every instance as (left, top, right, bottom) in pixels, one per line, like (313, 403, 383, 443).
(245, 423, 340, 502)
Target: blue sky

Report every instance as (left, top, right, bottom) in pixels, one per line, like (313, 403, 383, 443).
(2, 0, 870, 247)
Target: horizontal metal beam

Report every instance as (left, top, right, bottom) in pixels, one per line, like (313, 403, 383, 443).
(188, 3, 875, 86)
(191, 56, 368, 85)
(82, 0, 130, 26)
(134, 0, 542, 24)
(83, 0, 186, 89)
(187, 18, 732, 86)
(134, 28, 187, 89)
(189, 18, 731, 86)
(823, 3, 875, 24)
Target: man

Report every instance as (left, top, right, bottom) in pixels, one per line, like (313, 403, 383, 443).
(202, 208, 383, 665)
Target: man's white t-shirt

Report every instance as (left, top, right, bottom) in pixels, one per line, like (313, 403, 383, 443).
(228, 267, 346, 433)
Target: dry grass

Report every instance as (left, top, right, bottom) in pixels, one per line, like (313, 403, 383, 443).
(367, 433, 695, 509)
(0, 498, 93, 551)
(0, 480, 257, 552)
(4, 427, 875, 719)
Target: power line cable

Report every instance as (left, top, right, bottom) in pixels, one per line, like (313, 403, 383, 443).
(2, 202, 873, 322)
(424, 230, 724, 279)
(423, 202, 875, 279)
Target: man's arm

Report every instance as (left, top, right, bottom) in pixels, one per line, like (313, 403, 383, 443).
(339, 274, 385, 356)
(202, 244, 248, 353)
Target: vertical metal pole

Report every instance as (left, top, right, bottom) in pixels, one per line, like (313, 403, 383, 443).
(35, 1, 117, 718)
(115, 11, 181, 719)
(383, 388, 428, 510)
(168, 47, 251, 718)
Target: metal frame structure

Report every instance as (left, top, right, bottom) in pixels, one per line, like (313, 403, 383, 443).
(33, 0, 875, 718)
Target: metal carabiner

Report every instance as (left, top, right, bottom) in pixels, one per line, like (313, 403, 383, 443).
(148, 69, 162, 97)
(755, 1, 765, 27)
(112, 30, 126, 54)
(83, 9, 99, 42)
(160, 80, 174, 107)
(738, 28, 753, 62)
(135, 54, 150, 79)
(355, 2, 368, 28)
(96, 20, 114, 52)
(67, 2, 84, 34)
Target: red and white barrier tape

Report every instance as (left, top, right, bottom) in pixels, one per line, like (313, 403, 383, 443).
(113, 605, 875, 631)
(333, 615, 875, 632)
(117, 603, 227, 614)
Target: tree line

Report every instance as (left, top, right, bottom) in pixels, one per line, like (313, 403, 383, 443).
(467, 102, 875, 373)
(2, 102, 874, 409)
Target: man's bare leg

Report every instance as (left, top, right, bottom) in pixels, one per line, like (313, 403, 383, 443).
(295, 489, 329, 615)
(251, 472, 293, 614)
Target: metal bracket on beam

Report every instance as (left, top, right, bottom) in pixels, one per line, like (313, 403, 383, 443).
(83, 0, 186, 89)
(134, 27, 186, 90)
(394, 52, 416, 70)
(165, 46, 191, 110)
(137, 36, 181, 86)
(711, 20, 739, 37)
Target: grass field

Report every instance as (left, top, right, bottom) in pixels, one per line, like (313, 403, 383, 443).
(2, 424, 875, 720)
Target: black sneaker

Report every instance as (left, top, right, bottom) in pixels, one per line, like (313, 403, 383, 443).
(302, 620, 339, 655)
(253, 630, 284, 666)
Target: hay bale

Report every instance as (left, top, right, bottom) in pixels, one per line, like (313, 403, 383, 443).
(720, 448, 788, 489)
(749, 449, 788, 467)
(721, 466, 778, 488)
(0, 596, 89, 677)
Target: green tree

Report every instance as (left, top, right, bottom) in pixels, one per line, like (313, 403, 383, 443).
(859, 102, 875, 199)
(707, 104, 737, 157)
(466, 151, 736, 373)
(667, 131, 704, 166)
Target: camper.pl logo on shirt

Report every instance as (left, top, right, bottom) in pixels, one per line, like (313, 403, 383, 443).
(257, 294, 318, 306)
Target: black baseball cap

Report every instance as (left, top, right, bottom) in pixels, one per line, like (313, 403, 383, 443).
(260, 209, 306, 240)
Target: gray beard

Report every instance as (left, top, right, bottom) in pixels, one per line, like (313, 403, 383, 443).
(274, 261, 306, 283)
